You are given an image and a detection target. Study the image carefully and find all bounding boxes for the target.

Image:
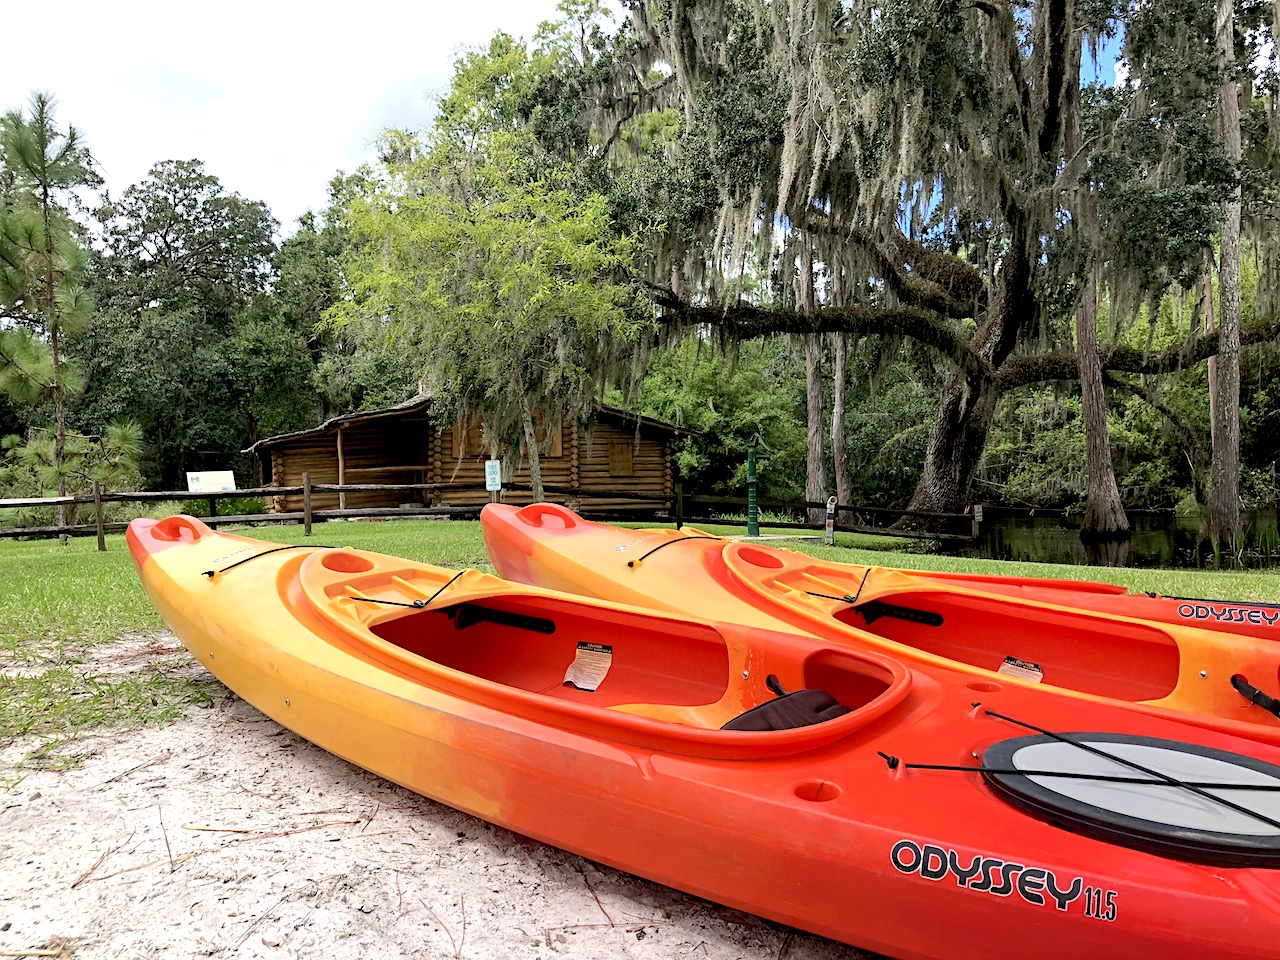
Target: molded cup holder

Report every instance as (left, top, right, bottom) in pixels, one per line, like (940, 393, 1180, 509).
(737, 546, 785, 569)
(151, 515, 202, 542)
(966, 680, 1003, 693)
(794, 779, 842, 802)
(321, 551, 376, 574)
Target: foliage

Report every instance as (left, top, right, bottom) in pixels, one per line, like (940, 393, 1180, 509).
(0, 94, 99, 336)
(838, 343, 939, 507)
(329, 35, 649, 494)
(95, 159, 276, 321)
(80, 161, 317, 486)
(0, 93, 101, 526)
(633, 337, 807, 500)
(0, 420, 143, 527)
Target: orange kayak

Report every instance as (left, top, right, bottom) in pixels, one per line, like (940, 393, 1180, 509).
(481, 502, 1280, 744)
(131, 515, 1280, 959)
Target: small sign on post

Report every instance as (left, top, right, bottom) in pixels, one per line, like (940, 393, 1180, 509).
(484, 459, 502, 503)
(825, 496, 838, 546)
(186, 471, 237, 493)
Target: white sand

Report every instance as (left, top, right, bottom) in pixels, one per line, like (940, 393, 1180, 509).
(0, 635, 878, 960)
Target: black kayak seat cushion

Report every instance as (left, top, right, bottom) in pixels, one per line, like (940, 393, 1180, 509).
(721, 689, 852, 732)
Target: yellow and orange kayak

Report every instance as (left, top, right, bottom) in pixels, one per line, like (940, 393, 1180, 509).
(131, 515, 1280, 959)
(481, 502, 1280, 744)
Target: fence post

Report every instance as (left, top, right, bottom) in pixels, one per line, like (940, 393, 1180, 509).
(207, 496, 218, 519)
(747, 448, 759, 537)
(303, 472, 313, 537)
(675, 480, 684, 530)
(93, 481, 106, 552)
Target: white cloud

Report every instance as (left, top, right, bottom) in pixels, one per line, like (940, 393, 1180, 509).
(3, 0, 562, 233)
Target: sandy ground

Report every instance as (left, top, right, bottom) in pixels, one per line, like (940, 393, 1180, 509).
(0, 636, 879, 960)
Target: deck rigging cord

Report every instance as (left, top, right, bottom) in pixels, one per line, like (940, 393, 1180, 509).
(347, 569, 468, 610)
(877, 709, 1280, 832)
(626, 532, 721, 568)
(804, 574, 943, 628)
(803, 565, 874, 607)
(203, 544, 335, 578)
(1153, 592, 1280, 610)
(874, 753, 1280, 791)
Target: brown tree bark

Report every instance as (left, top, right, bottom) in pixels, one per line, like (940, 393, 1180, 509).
(831, 332, 851, 508)
(1207, 0, 1242, 549)
(1077, 273, 1129, 542)
(903, 215, 1034, 518)
(798, 246, 827, 524)
(518, 391, 545, 502)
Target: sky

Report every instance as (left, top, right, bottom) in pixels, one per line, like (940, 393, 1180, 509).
(2, 0, 569, 235)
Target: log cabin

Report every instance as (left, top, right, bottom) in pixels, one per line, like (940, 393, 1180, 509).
(244, 393, 689, 515)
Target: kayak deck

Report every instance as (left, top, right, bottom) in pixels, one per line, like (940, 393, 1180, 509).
(481, 503, 1280, 741)
(297, 548, 913, 756)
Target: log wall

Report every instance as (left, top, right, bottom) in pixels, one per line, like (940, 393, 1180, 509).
(270, 415, 432, 512)
(263, 411, 672, 514)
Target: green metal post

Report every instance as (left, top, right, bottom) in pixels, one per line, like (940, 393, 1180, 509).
(747, 448, 759, 537)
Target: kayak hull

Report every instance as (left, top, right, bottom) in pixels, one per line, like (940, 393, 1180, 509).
(131, 516, 1280, 959)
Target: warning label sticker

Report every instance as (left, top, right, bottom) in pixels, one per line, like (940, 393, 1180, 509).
(564, 642, 614, 691)
(998, 656, 1044, 682)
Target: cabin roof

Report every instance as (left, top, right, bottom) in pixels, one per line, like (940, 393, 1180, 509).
(244, 394, 693, 456)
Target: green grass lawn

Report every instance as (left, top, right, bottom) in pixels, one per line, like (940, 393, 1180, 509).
(1, 516, 1277, 773)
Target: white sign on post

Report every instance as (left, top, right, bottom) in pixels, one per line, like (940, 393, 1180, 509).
(186, 471, 237, 493)
(484, 459, 503, 492)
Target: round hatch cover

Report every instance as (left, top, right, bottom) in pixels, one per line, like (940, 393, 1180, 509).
(984, 732, 1280, 866)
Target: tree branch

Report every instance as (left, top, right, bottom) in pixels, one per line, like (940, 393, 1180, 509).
(993, 319, 1280, 392)
(658, 301, 989, 380)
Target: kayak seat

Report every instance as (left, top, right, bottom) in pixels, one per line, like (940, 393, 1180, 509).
(721, 689, 852, 732)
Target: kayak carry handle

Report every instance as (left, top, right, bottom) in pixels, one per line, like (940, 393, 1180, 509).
(1232, 674, 1280, 719)
(516, 503, 578, 529)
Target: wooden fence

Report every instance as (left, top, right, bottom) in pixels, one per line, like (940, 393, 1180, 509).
(0, 476, 978, 549)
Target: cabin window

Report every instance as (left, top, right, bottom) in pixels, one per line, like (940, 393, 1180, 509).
(609, 442, 634, 477)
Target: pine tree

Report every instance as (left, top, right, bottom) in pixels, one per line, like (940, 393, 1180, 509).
(0, 93, 100, 542)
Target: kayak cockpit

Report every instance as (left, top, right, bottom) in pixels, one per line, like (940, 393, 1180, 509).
(722, 546, 1182, 703)
(297, 550, 912, 758)
(371, 597, 730, 712)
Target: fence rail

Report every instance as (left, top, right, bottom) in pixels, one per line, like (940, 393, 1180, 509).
(1, 478, 978, 549)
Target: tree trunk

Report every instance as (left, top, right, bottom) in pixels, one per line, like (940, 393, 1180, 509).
(1202, 248, 1217, 448)
(904, 217, 1034, 518)
(519, 393, 545, 502)
(798, 246, 827, 524)
(1077, 271, 1130, 543)
(1207, 0, 1242, 549)
(831, 332, 851, 507)
(42, 181, 69, 547)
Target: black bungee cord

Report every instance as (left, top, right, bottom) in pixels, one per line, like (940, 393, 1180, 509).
(203, 544, 336, 578)
(626, 531, 722, 568)
(878, 709, 1280, 832)
(347, 569, 468, 610)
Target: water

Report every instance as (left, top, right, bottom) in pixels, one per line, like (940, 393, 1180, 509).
(960, 506, 1280, 569)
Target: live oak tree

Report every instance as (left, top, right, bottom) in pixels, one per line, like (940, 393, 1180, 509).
(591, 0, 1280, 534)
